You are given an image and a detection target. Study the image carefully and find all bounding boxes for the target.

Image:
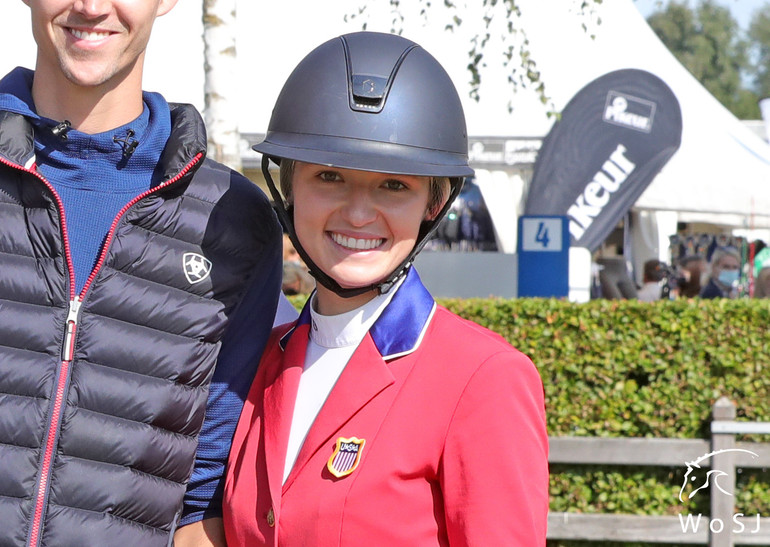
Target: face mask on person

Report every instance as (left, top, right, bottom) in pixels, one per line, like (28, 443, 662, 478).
(718, 269, 739, 287)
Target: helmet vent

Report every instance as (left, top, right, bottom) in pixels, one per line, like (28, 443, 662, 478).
(342, 34, 418, 114)
(351, 75, 388, 110)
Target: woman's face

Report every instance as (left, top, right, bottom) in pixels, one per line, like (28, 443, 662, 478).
(291, 162, 433, 297)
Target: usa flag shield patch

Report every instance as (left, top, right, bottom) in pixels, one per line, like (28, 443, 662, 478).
(327, 437, 365, 478)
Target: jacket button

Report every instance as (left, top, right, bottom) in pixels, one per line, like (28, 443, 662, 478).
(267, 507, 275, 527)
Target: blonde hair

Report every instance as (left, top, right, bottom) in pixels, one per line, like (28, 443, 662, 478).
(278, 159, 450, 219)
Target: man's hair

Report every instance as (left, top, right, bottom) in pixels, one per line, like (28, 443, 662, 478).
(278, 159, 449, 218)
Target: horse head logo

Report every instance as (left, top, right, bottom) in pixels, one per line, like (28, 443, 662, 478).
(679, 449, 758, 503)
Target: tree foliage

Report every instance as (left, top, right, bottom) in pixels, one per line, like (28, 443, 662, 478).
(346, 0, 602, 112)
(748, 3, 770, 100)
(347, 0, 770, 120)
(646, 0, 760, 119)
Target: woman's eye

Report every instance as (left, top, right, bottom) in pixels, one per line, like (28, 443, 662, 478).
(318, 171, 341, 182)
(383, 179, 407, 191)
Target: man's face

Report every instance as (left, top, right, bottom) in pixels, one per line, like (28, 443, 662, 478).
(24, 0, 176, 89)
(715, 254, 740, 276)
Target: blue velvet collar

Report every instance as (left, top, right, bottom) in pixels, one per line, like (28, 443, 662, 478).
(280, 268, 436, 360)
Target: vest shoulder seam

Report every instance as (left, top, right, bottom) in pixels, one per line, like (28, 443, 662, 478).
(0, 248, 59, 262)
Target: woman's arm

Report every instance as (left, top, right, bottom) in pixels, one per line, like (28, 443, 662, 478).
(173, 517, 227, 547)
(440, 351, 549, 546)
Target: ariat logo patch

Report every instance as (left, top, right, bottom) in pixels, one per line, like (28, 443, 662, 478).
(327, 437, 365, 478)
(183, 252, 212, 284)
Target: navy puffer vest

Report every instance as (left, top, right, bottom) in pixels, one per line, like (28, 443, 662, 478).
(0, 105, 279, 546)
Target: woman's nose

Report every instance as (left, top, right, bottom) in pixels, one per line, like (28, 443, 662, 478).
(341, 189, 378, 226)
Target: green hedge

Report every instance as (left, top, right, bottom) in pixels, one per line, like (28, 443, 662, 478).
(440, 298, 770, 529)
(288, 296, 770, 541)
(439, 298, 770, 438)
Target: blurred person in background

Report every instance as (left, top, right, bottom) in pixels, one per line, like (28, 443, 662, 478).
(754, 267, 770, 298)
(701, 246, 741, 299)
(637, 259, 666, 302)
(282, 233, 315, 295)
(677, 255, 708, 298)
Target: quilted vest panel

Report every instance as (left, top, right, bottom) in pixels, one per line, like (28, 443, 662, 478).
(0, 149, 278, 546)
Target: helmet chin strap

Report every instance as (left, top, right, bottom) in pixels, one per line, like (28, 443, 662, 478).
(261, 155, 463, 299)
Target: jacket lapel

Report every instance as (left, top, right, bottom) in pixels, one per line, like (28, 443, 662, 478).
(283, 334, 395, 489)
(278, 270, 435, 490)
(262, 320, 308, 510)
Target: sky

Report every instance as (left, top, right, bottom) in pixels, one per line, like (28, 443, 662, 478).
(634, 0, 768, 30)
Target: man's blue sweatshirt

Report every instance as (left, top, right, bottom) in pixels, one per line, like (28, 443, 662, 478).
(0, 67, 171, 293)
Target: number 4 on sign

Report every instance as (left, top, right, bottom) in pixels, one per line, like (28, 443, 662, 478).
(520, 217, 563, 252)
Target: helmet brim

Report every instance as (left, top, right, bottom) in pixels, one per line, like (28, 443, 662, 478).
(254, 132, 474, 178)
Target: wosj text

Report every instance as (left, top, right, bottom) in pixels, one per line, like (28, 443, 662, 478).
(679, 513, 761, 534)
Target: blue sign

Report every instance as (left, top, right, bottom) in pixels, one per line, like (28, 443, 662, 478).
(518, 216, 570, 297)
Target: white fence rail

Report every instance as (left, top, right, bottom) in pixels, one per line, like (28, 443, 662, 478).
(547, 397, 770, 546)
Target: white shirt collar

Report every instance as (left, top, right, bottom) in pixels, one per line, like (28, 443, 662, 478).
(308, 277, 404, 348)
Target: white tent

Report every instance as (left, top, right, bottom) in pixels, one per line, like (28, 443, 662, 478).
(3, 0, 768, 235)
(515, 0, 770, 232)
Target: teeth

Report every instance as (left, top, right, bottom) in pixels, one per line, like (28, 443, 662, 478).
(70, 28, 110, 41)
(331, 233, 383, 250)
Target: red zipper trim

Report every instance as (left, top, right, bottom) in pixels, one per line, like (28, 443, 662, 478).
(0, 156, 77, 300)
(3, 151, 203, 546)
(80, 152, 204, 296)
(1, 156, 76, 547)
(27, 360, 70, 547)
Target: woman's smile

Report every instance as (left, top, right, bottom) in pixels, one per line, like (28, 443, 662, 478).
(328, 232, 385, 251)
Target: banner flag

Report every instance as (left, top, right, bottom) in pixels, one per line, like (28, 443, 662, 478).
(524, 69, 682, 251)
